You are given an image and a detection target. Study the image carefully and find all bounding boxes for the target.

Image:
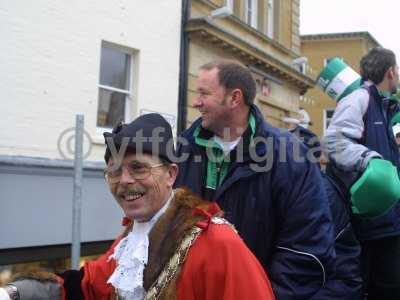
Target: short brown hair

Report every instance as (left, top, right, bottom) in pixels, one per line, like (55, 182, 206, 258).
(360, 47, 397, 84)
(200, 60, 256, 105)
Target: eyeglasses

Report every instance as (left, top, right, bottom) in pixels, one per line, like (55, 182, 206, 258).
(104, 161, 164, 183)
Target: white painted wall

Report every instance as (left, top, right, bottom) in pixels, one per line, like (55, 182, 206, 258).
(0, 0, 182, 161)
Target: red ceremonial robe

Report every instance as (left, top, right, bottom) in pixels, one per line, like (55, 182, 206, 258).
(78, 189, 275, 299)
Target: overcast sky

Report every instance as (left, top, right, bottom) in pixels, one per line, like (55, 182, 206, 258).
(300, 0, 400, 61)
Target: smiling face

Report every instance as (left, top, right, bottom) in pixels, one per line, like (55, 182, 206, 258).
(106, 152, 178, 222)
(194, 68, 231, 135)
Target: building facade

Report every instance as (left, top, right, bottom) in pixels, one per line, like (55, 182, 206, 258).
(0, 0, 182, 267)
(300, 32, 380, 137)
(0, 0, 317, 275)
(1, 0, 182, 161)
(183, 0, 315, 129)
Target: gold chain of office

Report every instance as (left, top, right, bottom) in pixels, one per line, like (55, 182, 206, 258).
(114, 217, 235, 300)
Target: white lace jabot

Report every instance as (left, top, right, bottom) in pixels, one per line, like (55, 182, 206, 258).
(107, 191, 173, 300)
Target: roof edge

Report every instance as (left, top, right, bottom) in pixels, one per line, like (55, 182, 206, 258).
(300, 31, 381, 47)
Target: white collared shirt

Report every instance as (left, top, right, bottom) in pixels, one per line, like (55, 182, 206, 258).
(107, 191, 174, 300)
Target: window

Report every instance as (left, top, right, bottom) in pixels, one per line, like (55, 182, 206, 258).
(299, 61, 307, 74)
(246, 0, 258, 28)
(266, 0, 274, 38)
(225, 0, 234, 11)
(324, 109, 335, 134)
(97, 42, 133, 129)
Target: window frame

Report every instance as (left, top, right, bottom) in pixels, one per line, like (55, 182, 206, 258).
(225, 0, 234, 11)
(266, 0, 274, 38)
(245, 0, 258, 29)
(323, 108, 335, 136)
(96, 42, 135, 134)
(299, 61, 307, 74)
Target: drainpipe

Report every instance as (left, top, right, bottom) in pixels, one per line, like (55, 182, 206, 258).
(177, 0, 190, 134)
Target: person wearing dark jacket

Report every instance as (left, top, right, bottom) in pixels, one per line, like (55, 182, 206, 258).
(291, 125, 362, 300)
(323, 47, 400, 299)
(174, 61, 336, 299)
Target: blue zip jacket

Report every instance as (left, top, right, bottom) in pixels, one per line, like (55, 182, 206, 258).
(290, 126, 362, 299)
(353, 85, 400, 240)
(324, 82, 400, 241)
(311, 175, 362, 299)
(174, 105, 335, 299)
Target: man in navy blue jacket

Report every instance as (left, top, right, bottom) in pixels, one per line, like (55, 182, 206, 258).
(291, 125, 362, 300)
(174, 61, 335, 299)
(324, 47, 400, 299)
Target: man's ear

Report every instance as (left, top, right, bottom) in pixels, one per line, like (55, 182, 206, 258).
(167, 164, 178, 187)
(230, 88, 244, 108)
(387, 66, 395, 80)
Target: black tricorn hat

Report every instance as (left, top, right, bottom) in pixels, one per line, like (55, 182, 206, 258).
(104, 113, 174, 163)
